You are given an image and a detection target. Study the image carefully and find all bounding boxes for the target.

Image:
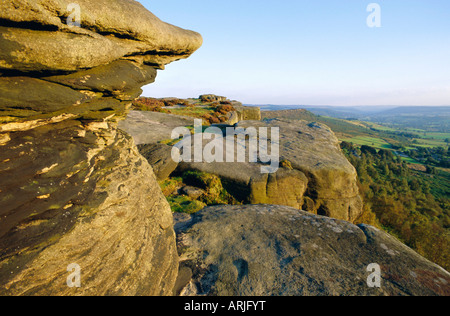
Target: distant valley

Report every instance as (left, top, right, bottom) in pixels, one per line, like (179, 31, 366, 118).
(256, 105, 450, 133)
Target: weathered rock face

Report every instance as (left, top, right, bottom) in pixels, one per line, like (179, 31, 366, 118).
(0, 0, 202, 295)
(234, 105, 262, 121)
(175, 205, 450, 296)
(239, 119, 363, 221)
(121, 109, 361, 221)
(1, 127, 177, 295)
(118, 110, 195, 145)
(177, 119, 362, 222)
(138, 143, 179, 182)
(199, 95, 227, 103)
(177, 160, 309, 210)
(0, 0, 203, 73)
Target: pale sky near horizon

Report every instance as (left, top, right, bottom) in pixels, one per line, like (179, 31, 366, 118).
(140, 0, 450, 106)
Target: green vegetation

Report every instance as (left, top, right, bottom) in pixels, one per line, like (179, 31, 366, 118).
(159, 171, 240, 214)
(301, 105, 449, 133)
(181, 171, 238, 205)
(132, 97, 236, 125)
(166, 106, 216, 118)
(341, 142, 450, 271)
(341, 136, 392, 150)
(284, 111, 450, 172)
(284, 108, 450, 269)
(405, 147, 450, 168)
(167, 195, 206, 214)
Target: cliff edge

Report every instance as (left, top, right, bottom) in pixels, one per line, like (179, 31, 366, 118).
(0, 0, 201, 295)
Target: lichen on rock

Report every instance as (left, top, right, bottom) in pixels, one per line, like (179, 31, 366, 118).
(175, 205, 450, 296)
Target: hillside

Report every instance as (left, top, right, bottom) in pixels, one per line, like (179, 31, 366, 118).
(262, 108, 450, 270)
(260, 105, 450, 132)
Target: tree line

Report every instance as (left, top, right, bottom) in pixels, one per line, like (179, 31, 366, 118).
(341, 142, 450, 271)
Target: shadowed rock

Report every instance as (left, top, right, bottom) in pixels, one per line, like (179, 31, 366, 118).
(0, 0, 201, 296)
(138, 143, 179, 181)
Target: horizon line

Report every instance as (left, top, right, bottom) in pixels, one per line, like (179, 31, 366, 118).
(245, 104, 450, 108)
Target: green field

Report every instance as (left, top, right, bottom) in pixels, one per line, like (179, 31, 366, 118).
(341, 136, 392, 150)
(361, 121, 398, 132)
(413, 137, 448, 148)
(400, 156, 422, 165)
(425, 132, 450, 140)
(337, 119, 449, 149)
(162, 106, 216, 118)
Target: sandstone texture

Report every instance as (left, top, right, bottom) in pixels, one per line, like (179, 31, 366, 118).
(177, 119, 363, 222)
(118, 110, 195, 145)
(121, 108, 362, 221)
(199, 95, 227, 103)
(1, 128, 177, 295)
(175, 205, 450, 296)
(250, 119, 362, 221)
(234, 105, 262, 121)
(138, 143, 179, 182)
(177, 160, 309, 211)
(0, 0, 202, 73)
(0, 0, 201, 295)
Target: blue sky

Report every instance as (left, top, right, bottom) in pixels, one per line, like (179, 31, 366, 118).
(140, 0, 450, 106)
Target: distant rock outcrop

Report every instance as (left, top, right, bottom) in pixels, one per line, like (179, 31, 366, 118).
(199, 94, 228, 103)
(0, 0, 202, 295)
(175, 205, 450, 296)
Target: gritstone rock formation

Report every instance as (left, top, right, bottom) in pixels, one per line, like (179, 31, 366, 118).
(3, 1, 447, 298)
(175, 205, 450, 296)
(120, 108, 361, 222)
(119, 110, 196, 146)
(0, 0, 202, 295)
(176, 119, 363, 222)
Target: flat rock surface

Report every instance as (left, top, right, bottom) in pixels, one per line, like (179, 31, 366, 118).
(119, 110, 195, 145)
(175, 204, 450, 296)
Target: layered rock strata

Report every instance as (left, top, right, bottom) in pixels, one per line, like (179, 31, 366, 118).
(0, 0, 202, 295)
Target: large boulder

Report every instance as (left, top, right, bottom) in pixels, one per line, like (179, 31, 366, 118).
(199, 95, 227, 103)
(118, 110, 195, 145)
(0, 0, 201, 296)
(175, 205, 450, 296)
(177, 161, 309, 210)
(239, 119, 363, 221)
(138, 143, 179, 181)
(122, 111, 362, 221)
(234, 105, 262, 121)
(0, 126, 177, 295)
(177, 118, 363, 222)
